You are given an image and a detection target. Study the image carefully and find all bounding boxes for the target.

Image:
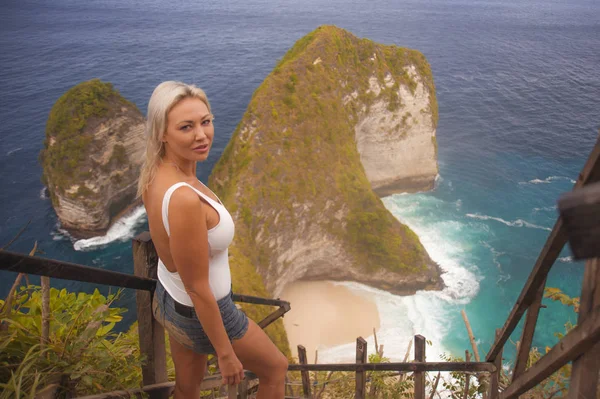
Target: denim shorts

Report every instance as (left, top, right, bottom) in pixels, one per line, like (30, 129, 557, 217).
(152, 280, 249, 354)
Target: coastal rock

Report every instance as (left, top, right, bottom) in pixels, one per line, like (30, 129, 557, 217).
(39, 79, 145, 238)
(355, 66, 438, 195)
(210, 26, 443, 298)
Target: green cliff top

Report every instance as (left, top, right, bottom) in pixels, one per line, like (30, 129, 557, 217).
(39, 79, 139, 202)
(211, 25, 437, 281)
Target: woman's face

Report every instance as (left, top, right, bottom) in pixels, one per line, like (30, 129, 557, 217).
(163, 97, 214, 162)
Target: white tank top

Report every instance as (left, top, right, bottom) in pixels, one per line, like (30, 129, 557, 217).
(157, 182, 234, 303)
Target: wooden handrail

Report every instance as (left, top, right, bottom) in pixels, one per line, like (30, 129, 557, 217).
(487, 136, 600, 362)
(500, 303, 600, 399)
(0, 249, 291, 308)
(0, 249, 157, 291)
(286, 361, 496, 372)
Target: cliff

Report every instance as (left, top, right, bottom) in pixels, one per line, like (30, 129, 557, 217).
(210, 25, 443, 299)
(39, 79, 145, 238)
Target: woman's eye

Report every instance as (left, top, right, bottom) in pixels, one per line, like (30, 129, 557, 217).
(202, 119, 212, 126)
(180, 125, 192, 131)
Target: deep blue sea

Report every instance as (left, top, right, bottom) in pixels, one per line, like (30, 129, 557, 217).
(1, 0, 599, 363)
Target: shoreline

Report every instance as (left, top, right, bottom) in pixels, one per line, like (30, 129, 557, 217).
(279, 280, 381, 361)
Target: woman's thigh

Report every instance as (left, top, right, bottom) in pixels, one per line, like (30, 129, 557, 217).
(231, 319, 288, 378)
(170, 335, 208, 391)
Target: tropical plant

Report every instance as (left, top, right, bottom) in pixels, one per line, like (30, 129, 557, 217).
(0, 285, 143, 397)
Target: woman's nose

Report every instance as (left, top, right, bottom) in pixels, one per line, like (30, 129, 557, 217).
(195, 125, 208, 139)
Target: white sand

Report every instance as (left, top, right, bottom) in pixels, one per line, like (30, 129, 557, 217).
(279, 280, 380, 361)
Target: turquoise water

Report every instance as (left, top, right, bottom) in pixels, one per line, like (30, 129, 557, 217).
(1, 0, 598, 363)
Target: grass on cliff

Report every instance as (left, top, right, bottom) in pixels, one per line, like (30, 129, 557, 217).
(211, 25, 437, 276)
(39, 79, 138, 203)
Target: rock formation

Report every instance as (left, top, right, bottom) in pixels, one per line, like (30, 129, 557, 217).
(40, 79, 145, 238)
(210, 25, 443, 298)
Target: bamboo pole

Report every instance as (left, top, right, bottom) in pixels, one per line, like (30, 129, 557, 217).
(461, 310, 481, 361)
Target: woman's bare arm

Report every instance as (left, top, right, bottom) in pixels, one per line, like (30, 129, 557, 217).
(167, 187, 243, 384)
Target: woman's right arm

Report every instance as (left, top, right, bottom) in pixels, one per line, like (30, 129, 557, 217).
(167, 187, 244, 385)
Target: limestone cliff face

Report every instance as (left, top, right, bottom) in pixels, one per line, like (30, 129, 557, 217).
(210, 26, 443, 298)
(40, 79, 144, 238)
(355, 66, 438, 195)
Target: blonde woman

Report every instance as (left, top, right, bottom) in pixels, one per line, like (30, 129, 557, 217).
(138, 81, 288, 398)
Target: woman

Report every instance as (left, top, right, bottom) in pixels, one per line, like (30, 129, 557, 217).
(138, 81, 288, 398)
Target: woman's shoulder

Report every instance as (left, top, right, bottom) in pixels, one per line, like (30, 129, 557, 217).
(146, 173, 199, 207)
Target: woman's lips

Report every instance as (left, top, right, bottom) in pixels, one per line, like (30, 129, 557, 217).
(193, 144, 209, 153)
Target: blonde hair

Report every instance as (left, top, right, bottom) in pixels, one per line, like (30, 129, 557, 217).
(137, 81, 211, 197)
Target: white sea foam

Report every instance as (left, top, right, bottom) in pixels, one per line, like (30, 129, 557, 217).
(73, 206, 147, 251)
(455, 199, 462, 210)
(318, 282, 451, 365)
(318, 195, 481, 364)
(558, 256, 573, 263)
(482, 242, 512, 284)
(518, 176, 576, 185)
(40, 187, 48, 199)
(466, 213, 551, 232)
(6, 147, 22, 156)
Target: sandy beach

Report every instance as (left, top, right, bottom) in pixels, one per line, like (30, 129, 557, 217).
(279, 280, 381, 361)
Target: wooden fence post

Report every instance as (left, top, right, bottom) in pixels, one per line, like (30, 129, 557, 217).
(513, 279, 546, 382)
(133, 232, 168, 398)
(298, 345, 311, 398)
(355, 337, 367, 399)
(568, 258, 600, 398)
(414, 335, 426, 399)
(463, 350, 471, 399)
(489, 329, 503, 399)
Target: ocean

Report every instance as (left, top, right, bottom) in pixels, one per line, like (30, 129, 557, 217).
(1, 0, 599, 364)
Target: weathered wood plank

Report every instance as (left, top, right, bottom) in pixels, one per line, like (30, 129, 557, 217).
(463, 351, 471, 399)
(257, 304, 291, 329)
(238, 378, 248, 399)
(414, 335, 426, 399)
(512, 279, 546, 381)
(132, 235, 167, 397)
(298, 345, 311, 398)
(486, 220, 567, 362)
(75, 372, 259, 399)
(286, 362, 496, 372)
(232, 293, 291, 307)
(355, 337, 367, 399)
(488, 137, 600, 362)
(489, 330, 502, 399)
(568, 258, 600, 399)
(501, 304, 600, 399)
(558, 182, 600, 259)
(0, 249, 156, 291)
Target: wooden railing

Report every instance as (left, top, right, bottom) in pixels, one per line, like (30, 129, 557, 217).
(1, 135, 598, 398)
(0, 233, 291, 399)
(486, 135, 600, 399)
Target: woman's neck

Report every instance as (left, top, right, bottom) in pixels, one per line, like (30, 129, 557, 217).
(161, 156, 197, 178)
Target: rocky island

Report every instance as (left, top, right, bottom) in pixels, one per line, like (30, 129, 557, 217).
(39, 79, 145, 238)
(210, 25, 443, 299)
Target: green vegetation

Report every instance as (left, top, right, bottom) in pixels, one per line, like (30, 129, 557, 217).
(1, 282, 287, 397)
(39, 79, 138, 205)
(210, 25, 437, 282)
(0, 285, 143, 397)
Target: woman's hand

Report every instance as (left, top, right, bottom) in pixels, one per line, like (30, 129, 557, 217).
(218, 352, 244, 386)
